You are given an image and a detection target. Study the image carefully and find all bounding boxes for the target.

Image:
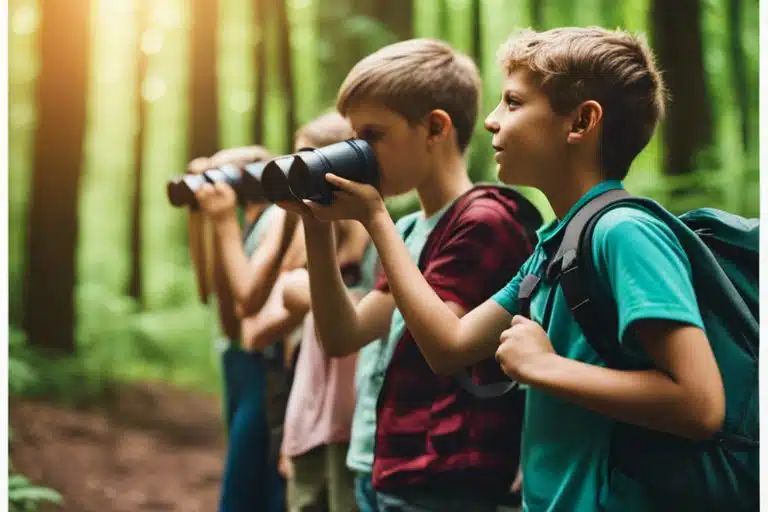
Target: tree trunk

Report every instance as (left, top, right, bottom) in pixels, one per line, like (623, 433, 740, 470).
(726, 0, 749, 153)
(530, 0, 544, 29)
(651, 0, 712, 175)
(275, 0, 297, 153)
(372, 0, 413, 41)
(600, 0, 623, 28)
(470, 0, 482, 66)
(23, 0, 91, 352)
(438, 0, 450, 39)
(188, 0, 219, 161)
(253, 0, 267, 145)
(128, 0, 150, 305)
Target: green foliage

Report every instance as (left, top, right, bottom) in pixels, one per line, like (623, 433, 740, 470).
(6, 0, 760, 410)
(9, 337, 64, 512)
(8, 473, 63, 512)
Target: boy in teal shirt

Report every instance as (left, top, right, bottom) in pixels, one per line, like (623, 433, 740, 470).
(305, 27, 725, 511)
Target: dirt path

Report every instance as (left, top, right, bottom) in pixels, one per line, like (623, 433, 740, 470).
(10, 382, 228, 512)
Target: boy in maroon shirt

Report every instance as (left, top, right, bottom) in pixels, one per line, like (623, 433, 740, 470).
(280, 39, 538, 511)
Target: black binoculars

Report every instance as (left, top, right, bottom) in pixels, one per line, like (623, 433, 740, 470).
(166, 139, 379, 208)
(166, 161, 268, 209)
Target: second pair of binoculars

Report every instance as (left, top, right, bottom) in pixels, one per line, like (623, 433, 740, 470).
(167, 139, 380, 209)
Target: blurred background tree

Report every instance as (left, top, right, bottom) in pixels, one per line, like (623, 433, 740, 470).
(8, 0, 760, 394)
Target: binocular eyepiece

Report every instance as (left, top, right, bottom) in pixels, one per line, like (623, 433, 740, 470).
(167, 139, 379, 208)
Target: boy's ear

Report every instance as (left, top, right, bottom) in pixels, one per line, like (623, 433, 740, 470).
(567, 100, 603, 144)
(425, 109, 453, 144)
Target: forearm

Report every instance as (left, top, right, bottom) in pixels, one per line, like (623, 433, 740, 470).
(524, 354, 721, 439)
(303, 221, 365, 356)
(242, 306, 306, 351)
(366, 212, 490, 373)
(216, 215, 292, 318)
(336, 220, 370, 266)
(212, 234, 241, 340)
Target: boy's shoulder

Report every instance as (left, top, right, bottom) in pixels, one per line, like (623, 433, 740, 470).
(590, 204, 683, 259)
(444, 184, 542, 241)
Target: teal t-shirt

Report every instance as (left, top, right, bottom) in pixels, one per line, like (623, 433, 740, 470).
(492, 181, 704, 512)
(346, 204, 452, 473)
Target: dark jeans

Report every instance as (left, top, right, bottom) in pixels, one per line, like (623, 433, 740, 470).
(354, 472, 379, 512)
(219, 345, 285, 512)
(377, 488, 503, 512)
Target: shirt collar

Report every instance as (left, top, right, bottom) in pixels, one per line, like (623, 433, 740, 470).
(536, 180, 625, 245)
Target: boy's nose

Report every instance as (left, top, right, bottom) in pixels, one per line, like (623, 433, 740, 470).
(484, 114, 500, 134)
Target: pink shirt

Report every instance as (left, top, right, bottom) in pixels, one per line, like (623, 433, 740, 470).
(281, 313, 358, 457)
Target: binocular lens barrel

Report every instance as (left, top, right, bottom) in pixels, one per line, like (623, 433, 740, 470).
(286, 139, 379, 205)
(167, 139, 379, 208)
(260, 156, 297, 203)
(166, 161, 269, 208)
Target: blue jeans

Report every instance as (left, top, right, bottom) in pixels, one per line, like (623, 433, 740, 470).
(219, 346, 285, 512)
(355, 472, 379, 512)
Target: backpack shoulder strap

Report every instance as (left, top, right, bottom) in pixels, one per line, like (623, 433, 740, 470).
(550, 188, 637, 368)
(557, 191, 759, 367)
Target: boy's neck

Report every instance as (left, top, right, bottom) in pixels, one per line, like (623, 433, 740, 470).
(546, 163, 605, 220)
(416, 152, 473, 217)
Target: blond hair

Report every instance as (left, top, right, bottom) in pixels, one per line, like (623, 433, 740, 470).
(295, 111, 355, 149)
(337, 38, 481, 152)
(498, 27, 667, 179)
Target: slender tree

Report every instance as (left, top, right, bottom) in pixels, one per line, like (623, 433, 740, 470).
(275, 0, 297, 152)
(188, 0, 219, 162)
(372, 0, 413, 41)
(438, 0, 450, 40)
(253, 0, 268, 144)
(23, 0, 91, 352)
(530, 0, 544, 29)
(651, 0, 713, 175)
(128, 0, 151, 305)
(726, 0, 749, 153)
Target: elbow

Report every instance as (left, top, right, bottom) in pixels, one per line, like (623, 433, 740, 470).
(684, 390, 726, 440)
(696, 396, 726, 440)
(234, 301, 251, 320)
(423, 350, 464, 377)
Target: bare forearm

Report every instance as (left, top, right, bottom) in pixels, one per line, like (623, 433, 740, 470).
(524, 354, 720, 439)
(242, 307, 305, 351)
(303, 221, 364, 356)
(212, 235, 240, 340)
(216, 215, 291, 317)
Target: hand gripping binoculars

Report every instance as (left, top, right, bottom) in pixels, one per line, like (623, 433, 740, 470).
(167, 139, 380, 208)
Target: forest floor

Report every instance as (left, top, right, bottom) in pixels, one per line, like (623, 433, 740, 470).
(10, 381, 227, 512)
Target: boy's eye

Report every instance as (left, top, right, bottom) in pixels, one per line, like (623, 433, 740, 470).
(505, 94, 521, 109)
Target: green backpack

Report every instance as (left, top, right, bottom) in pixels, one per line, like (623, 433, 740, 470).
(547, 188, 759, 511)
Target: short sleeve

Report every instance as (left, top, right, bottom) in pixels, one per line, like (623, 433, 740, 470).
(423, 202, 532, 311)
(591, 206, 705, 351)
(491, 269, 526, 315)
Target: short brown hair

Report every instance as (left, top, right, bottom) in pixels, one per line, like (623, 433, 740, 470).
(337, 38, 481, 152)
(498, 27, 667, 180)
(295, 111, 355, 149)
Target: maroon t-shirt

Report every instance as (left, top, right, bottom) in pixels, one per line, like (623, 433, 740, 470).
(372, 185, 538, 498)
